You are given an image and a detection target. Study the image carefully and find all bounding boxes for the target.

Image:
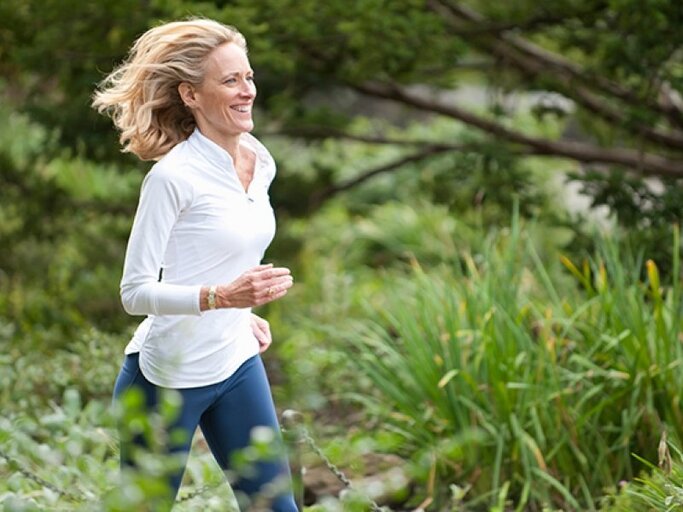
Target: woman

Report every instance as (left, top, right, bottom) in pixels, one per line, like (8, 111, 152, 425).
(92, 18, 298, 511)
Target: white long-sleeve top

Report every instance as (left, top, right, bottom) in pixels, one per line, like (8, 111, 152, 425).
(120, 128, 276, 388)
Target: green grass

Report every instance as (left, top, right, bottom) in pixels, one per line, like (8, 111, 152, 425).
(335, 215, 682, 510)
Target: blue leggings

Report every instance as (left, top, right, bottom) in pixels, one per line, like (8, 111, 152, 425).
(113, 352, 298, 511)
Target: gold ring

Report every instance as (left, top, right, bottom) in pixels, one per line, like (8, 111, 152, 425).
(267, 287, 274, 295)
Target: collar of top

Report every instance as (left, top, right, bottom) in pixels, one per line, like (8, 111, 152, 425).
(187, 127, 246, 172)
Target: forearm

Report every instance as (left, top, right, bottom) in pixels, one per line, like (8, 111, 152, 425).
(121, 281, 202, 316)
(198, 284, 239, 311)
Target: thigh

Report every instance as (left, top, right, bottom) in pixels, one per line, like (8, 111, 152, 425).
(199, 356, 296, 509)
(113, 353, 206, 440)
(113, 353, 152, 404)
(113, 353, 205, 495)
(113, 353, 159, 465)
(200, 356, 282, 465)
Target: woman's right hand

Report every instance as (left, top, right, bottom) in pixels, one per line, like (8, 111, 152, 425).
(208, 264, 293, 310)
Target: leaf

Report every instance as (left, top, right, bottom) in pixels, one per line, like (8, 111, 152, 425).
(437, 369, 459, 389)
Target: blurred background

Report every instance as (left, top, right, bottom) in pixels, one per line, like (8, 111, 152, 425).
(1, 0, 682, 510)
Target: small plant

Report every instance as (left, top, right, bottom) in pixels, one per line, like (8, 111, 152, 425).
(601, 436, 683, 512)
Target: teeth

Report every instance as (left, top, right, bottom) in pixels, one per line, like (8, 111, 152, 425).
(232, 106, 250, 113)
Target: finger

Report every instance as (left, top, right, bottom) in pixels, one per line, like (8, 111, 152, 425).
(251, 317, 268, 342)
(252, 263, 274, 270)
(250, 316, 272, 352)
(251, 313, 265, 327)
(255, 267, 291, 279)
(254, 317, 271, 341)
(256, 287, 290, 306)
(259, 275, 293, 292)
(258, 337, 270, 353)
(255, 263, 274, 269)
(268, 275, 294, 288)
(248, 263, 274, 275)
(260, 277, 293, 298)
(257, 330, 272, 347)
(261, 320, 272, 343)
(253, 325, 269, 345)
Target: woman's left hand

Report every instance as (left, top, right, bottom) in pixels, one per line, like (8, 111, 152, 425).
(250, 313, 272, 353)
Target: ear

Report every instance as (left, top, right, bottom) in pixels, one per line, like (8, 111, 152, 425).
(178, 82, 197, 108)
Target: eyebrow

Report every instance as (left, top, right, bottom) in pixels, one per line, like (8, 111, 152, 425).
(220, 70, 254, 79)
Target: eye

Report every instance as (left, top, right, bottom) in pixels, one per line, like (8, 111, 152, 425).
(223, 77, 237, 85)
(247, 75, 255, 82)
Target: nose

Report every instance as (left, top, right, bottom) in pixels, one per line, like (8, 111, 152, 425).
(239, 78, 256, 97)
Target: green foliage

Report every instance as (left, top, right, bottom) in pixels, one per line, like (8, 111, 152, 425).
(0, 327, 124, 416)
(2, 0, 680, 253)
(269, 203, 682, 510)
(0, 99, 141, 343)
(0, 387, 296, 511)
(570, 168, 683, 279)
(0, 0, 166, 160)
(264, 113, 560, 222)
(340, 223, 681, 509)
(0, 392, 115, 510)
(602, 442, 683, 512)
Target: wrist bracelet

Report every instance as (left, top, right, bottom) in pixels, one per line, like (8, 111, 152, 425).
(208, 285, 217, 310)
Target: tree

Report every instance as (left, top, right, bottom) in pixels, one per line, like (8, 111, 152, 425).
(230, 0, 683, 177)
(227, 0, 683, 264)
(3, 0, 682, 221)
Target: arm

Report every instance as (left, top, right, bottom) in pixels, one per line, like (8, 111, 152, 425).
(120, 169, 202, 316)
(121, 143, 293, 316)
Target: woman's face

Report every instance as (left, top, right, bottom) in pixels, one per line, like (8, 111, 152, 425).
(189, 42, 256, 140)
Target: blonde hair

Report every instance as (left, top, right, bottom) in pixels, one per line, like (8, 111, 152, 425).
(92, 19, 247, 161)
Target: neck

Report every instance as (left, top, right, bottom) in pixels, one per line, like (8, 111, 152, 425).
(222, 137, 241, 163)
(196, 125, 242, 162)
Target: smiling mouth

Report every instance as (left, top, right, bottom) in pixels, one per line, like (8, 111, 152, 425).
(231, 105, 251, 113)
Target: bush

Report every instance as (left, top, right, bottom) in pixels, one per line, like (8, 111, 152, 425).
(326, 217, 682, 509)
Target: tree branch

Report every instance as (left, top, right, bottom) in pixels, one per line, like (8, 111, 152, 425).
(313, 146, 452, 203)
(429, 0, 683, 130)
(453, 2, 608, 37)
(264, 126, 456, 147)
(354, 81, 683, 178)
(279, 125, 682, 203)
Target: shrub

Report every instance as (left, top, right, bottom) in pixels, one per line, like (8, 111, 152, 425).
(336, 218, 682, 510)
